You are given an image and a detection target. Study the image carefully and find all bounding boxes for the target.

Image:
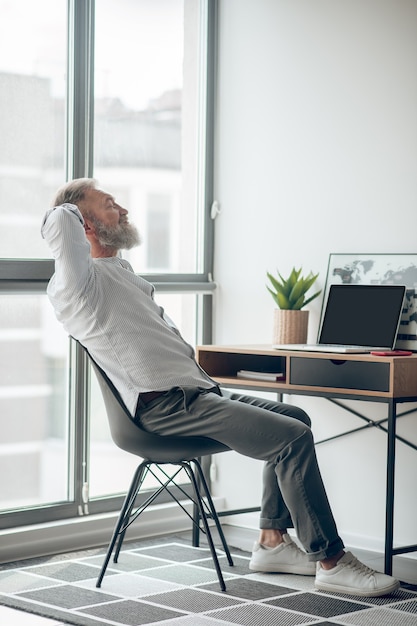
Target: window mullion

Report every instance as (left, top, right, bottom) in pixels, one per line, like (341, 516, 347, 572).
(67, 0, 95, 179)
(69, 338, 91, 516)
(66, 0, 95, 516)
(202, 0, 217, 279)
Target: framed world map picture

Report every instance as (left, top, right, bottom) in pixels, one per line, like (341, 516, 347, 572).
(323, 253, 417, 351)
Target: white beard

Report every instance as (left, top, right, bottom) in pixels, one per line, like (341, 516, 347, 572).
(93, 219, 141, 250)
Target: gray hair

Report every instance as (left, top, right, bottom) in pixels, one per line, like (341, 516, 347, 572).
(52, 178, 98, 207)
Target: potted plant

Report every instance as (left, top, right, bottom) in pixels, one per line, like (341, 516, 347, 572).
(266, 267, 321, 344)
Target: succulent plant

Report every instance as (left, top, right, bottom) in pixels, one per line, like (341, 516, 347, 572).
(267, 267, 321, 310)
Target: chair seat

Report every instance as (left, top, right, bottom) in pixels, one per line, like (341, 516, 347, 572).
(95, 364, 231, 461)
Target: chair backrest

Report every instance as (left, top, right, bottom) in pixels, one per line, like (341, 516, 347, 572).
(82, 344, 230, 463)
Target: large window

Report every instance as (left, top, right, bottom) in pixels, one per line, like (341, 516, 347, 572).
(0, 0, 216, 537)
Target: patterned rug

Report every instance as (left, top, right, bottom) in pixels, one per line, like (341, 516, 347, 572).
(1, 536, 417, 626)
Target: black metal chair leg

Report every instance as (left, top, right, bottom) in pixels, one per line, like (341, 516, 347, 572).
(113, 462, 150, 562)
(183, 462, 227, 592)
(192, 498, 200, 547)
(193, 459, 234, 566)
(96, 462, 147, 587)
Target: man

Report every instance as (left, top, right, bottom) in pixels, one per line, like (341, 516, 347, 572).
(41, 178, 400, 598)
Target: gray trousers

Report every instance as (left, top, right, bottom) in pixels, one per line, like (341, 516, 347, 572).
(135, 386, 345, 561)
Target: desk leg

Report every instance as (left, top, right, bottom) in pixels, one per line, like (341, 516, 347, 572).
(385, 399, 396, 575)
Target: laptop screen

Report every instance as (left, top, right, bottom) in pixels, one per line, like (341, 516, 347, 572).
(318, 284, 406, 348)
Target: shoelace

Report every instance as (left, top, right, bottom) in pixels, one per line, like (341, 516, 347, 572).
(287, 540, 307, 556)
(346, 555, 376, 578)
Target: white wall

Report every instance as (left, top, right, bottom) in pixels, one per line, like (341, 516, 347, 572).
(212, 0, 417, 556)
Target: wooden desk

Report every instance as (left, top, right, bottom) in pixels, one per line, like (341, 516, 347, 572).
(196, 344, 417, 574)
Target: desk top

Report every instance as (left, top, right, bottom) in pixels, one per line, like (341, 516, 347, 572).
(198, 344, 417, 362)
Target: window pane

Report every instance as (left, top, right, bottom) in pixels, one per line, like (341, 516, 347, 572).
(94, 0, 206, 274)
(0, 295, 70, 511)
(89, 293, 201, 498)
(0, 0, 67, 259)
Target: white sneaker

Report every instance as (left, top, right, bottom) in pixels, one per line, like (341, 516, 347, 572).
(249, 534, 316, 575)
(315, 551, 400, 597)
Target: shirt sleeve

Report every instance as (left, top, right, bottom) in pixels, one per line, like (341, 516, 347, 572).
(41, 203, 93, 297)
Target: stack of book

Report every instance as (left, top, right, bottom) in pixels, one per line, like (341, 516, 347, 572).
(236, 370, 285, 382)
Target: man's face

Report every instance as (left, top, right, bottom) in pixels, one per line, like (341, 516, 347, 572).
(79, 188, 126, 227)
(79, 188, 141, 251)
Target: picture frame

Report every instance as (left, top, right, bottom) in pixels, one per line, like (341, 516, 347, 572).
(323, 253, 417, 351)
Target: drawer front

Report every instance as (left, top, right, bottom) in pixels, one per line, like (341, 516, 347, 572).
(289, 357, 390, 392)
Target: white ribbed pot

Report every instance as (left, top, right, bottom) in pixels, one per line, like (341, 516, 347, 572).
(273, 309, 309, 345)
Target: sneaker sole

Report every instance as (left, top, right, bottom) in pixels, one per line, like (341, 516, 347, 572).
(249, 562, 315, 575)
(314, 578, 400, 597)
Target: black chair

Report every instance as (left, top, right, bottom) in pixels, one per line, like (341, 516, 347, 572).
(83, 348, 233, 591)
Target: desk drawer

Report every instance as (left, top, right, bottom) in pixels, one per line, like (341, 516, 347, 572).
(289, 357, 390, 392)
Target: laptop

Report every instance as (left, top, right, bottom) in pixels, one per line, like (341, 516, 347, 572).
(273, 283, 406, 353)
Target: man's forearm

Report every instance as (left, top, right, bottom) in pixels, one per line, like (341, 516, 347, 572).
(41, 203, 92, 293)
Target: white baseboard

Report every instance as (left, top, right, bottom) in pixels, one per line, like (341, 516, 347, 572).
(0, 497, 224, 564)
(221, 515, 416, 559)
(221, 524, 388, 555)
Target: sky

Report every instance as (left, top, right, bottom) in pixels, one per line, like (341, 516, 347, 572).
(0, 0, 184, 110)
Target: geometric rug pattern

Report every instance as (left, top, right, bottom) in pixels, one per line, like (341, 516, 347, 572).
(1, 537, 417, 626)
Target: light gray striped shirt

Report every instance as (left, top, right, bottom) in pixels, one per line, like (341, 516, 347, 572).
(41, 204, 215, 414)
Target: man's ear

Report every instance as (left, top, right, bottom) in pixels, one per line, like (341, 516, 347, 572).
(83, 217, 94, 235)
